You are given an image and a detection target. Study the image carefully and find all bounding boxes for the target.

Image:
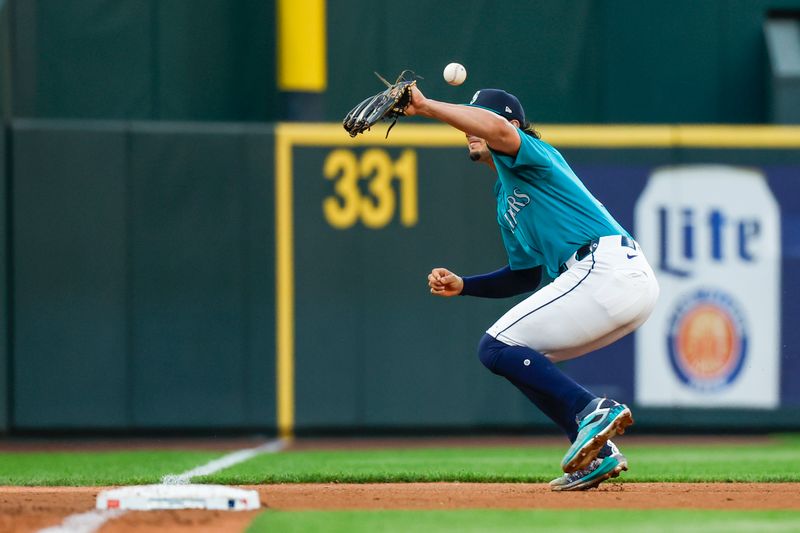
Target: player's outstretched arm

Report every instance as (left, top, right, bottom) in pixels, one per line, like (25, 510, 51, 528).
(428, 267, 464, 297)
(404, 85, 521, 157)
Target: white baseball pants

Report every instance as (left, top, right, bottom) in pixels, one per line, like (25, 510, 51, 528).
(486, 235, 660, 363)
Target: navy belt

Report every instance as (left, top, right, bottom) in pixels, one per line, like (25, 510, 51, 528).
(559, 235, 636, 274)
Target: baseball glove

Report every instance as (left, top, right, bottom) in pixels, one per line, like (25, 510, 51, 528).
(343, 71, 418, 138)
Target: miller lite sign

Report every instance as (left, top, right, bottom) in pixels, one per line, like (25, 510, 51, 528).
(634, 165, 781, 408)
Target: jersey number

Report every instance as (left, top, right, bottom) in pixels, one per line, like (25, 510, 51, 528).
(323, 149, 418, 229)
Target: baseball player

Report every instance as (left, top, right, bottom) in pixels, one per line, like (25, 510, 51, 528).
(405, 85, 660, 490)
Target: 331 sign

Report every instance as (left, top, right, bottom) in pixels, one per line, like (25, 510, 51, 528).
(322, 149, 418, 229)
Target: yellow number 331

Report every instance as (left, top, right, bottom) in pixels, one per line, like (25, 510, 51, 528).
(323, 149, 418, 229)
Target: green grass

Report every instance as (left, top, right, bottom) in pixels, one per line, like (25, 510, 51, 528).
(247, 510, 800, 533)
(1, 436, 799, 486)
(0, 450, 223, 486)
(203, 437, 800, 484)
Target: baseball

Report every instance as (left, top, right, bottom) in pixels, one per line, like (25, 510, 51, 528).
(443, 62, 467, 86)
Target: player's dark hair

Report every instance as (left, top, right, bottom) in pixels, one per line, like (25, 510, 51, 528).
(521, 122, 541, 139)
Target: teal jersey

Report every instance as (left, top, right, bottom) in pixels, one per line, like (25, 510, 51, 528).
(492, 129, 630, 278)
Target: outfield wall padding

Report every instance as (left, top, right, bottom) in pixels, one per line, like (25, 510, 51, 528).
(7, 0, 800, 124)
(6, 121, 800, 434)
(11, 121, 276, 430)
(10, 0, 277, 122)
(0, 125, 7, 432)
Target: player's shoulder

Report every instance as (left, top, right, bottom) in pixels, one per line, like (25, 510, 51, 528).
(517, 128, 552, 149)
(513, 128, 556, 167)
(491, 128, 554, 172)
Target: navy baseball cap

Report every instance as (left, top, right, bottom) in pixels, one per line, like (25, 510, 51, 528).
(467, 89, 526, 124)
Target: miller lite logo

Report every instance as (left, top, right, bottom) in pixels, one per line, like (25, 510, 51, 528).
(657, 205, 761, 278)
(666, 289, 748, 391)
(635, 165, 780, 408)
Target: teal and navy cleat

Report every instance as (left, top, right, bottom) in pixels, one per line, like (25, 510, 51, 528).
(561, 398, 634, 473)
(550, 441, 628, 491)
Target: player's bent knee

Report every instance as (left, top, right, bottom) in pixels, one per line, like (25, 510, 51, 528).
(478, 333, 506, 373)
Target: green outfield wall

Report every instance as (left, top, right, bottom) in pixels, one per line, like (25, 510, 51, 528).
(0, 0, 9, 121)
(10, 121, 276, 430)
(328, 0, 793, 124)
(0, 125, 6, 433)
(5, 0, 800, 124)
(9, 0, 277, 121)
(5, 121, 800, 435)
(3, 0, 800, 435)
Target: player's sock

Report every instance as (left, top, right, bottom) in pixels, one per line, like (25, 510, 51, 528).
(478, 334, 595, 438)
(505, 376, 580, 440)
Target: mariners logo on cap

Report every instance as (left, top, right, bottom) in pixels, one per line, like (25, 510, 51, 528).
(666, 288, 748, 391)
(470, 91, 480, 104)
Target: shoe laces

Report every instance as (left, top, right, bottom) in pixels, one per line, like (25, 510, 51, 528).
(565, 458, 602, 481)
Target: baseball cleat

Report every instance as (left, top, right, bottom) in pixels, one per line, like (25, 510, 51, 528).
(550, 441, 628, 491)
(561, 398, 634, 473)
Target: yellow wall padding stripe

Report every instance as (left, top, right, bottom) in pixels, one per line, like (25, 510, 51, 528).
(674, 125, 800, 148)
(277, 0, 327, 92)
(275, 129, 295, 438)
(276, 123, 800, 148)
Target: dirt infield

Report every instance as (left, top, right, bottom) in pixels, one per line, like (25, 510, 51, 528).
(257, 482, 800, 510)
(3, 483, 800, 532)
(1, 436, 796, 531)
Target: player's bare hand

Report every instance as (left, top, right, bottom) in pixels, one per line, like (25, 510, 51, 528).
(404, 85, 430, 117)
(427, 267, 463, 297)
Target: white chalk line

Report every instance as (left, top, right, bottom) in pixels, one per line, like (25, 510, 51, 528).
(161, 438, 286, 485)
(38, 509, 126, 533)
(36, 438, 287, 533)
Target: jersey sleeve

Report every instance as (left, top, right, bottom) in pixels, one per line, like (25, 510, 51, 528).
(460, 264, 542, 298)
(500, 225, 540, 270)
(491, 129, 552, 172)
